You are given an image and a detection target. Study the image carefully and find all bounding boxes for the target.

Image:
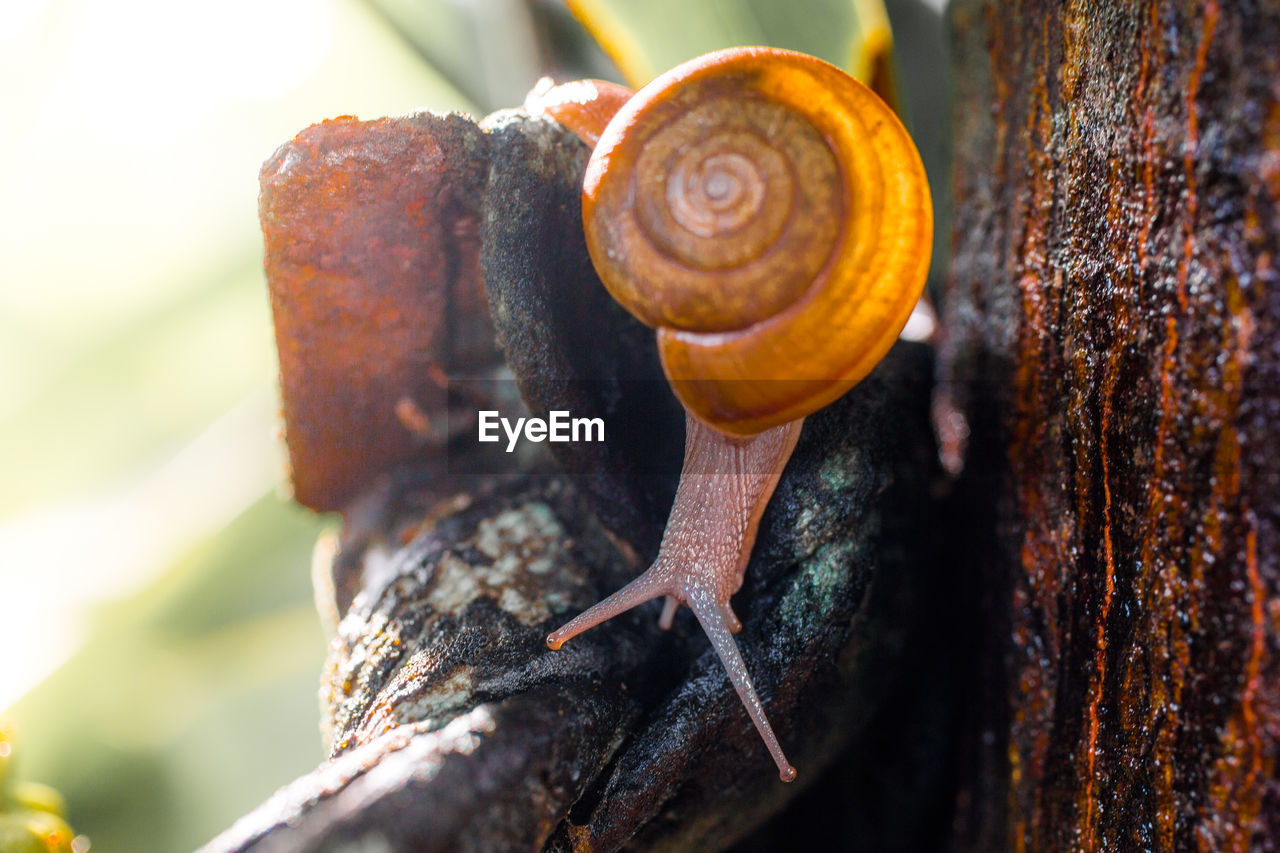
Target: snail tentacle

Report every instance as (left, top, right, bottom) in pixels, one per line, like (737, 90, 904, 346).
(545, 571, 669, 651)
(720, 601, 743, 634)
(687, 584, 796, 782)
(659, 595, 680, 630)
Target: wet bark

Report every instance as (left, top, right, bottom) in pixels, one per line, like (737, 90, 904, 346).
(942, 2, 1280, 850)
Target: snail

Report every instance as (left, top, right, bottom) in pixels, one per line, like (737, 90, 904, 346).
(527, 47, 932, 782)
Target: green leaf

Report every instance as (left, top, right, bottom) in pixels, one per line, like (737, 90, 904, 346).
(565, 0, 894, 89)
(363, 0, 544, 112)
(0, 0, 469, 849)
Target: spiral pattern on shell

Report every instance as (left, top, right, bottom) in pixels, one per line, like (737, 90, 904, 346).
(583, 47, 933, 435)
(621, 91, 842, 332)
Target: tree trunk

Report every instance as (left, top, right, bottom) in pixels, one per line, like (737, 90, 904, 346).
(942, 2, 1280, 850)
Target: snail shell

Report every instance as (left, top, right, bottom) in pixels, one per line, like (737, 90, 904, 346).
(582, 47, 933, 435)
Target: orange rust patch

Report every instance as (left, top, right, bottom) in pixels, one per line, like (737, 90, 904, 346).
(259, 114, 497, 511)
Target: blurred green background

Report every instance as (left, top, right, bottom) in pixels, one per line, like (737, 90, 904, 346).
(0, 1, 945, 850)
(1, 1, 477, 849)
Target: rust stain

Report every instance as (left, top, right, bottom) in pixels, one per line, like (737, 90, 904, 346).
(1238, 520, 1268, 835)
(1080, 308, 1120, 853)
(258, 114, 498, 511)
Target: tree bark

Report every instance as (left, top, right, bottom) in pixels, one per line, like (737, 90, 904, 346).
(942, 2, 1280, 850)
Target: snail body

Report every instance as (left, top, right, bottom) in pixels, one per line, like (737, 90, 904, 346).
(532, 47, 932, 782)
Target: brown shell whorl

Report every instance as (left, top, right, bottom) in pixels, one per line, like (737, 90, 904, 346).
(583, 47, 933, 436)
